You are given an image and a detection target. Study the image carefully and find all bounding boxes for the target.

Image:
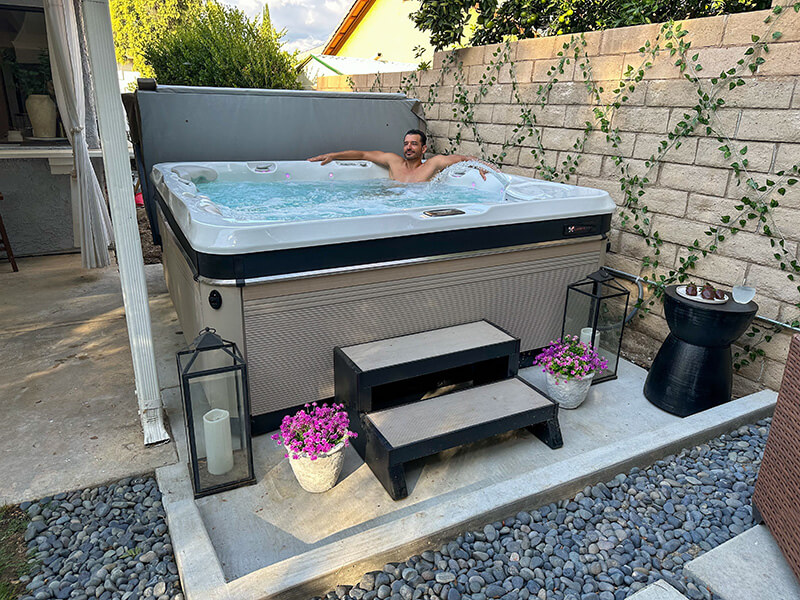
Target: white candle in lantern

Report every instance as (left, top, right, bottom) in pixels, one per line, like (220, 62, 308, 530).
(203, 408, 234, 475)
(580, 327, 600, 350)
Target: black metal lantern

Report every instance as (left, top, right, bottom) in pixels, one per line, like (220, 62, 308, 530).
(177, 328, 256, 498)
(561, 269, 630, 384)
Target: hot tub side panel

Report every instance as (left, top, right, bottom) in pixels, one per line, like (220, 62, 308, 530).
(242, 238, 605, 433)
(159, 208, 245, 351)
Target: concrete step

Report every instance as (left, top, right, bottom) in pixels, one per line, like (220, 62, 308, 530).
(684, 525, 800, 600)
(627, 580, 689, 599)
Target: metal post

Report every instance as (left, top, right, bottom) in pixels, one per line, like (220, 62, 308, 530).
(81, 0, 169, 445)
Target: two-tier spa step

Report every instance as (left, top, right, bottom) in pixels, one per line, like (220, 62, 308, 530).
(334, 320, 521, 415)
(334, 321, 562, 500)
(360, 377, 563, 499)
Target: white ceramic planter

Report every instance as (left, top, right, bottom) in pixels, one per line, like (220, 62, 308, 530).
(26, 94, 57, 138)
(545, 371, 595, 409)
(288, 441, 345, 493)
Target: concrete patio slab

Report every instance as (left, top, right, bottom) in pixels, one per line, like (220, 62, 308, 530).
(685, 525, 800, 600)
(155, 357, 776, 600)
(0, 254, 181, 505)
(628, 580, 689, 599)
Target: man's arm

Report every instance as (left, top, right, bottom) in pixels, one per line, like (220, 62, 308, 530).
(423, 154, 492, 179)
(308, 150, 401, 167)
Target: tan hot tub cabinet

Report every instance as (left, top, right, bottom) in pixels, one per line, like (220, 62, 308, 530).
(160, 207, 606, 435)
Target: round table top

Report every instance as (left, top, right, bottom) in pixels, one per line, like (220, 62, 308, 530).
(665, 285, 758, 315)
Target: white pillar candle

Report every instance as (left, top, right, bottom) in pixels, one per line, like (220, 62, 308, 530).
(203, 408, 234, 475)
(580, 327, 600, 350)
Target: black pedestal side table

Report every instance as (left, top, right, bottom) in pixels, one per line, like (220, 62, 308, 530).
(644, 285, 757, 417)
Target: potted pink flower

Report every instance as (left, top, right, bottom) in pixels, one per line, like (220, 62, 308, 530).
(271, 402, 357, 492)
(534, 335, 608, 409)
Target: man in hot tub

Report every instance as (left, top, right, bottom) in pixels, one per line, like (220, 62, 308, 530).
(308, 129, 488, 182)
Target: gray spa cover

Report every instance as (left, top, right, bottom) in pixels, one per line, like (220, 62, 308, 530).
(132, 84, 425, 243)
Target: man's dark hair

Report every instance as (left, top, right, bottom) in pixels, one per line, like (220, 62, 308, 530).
(405, 129, 427, 146)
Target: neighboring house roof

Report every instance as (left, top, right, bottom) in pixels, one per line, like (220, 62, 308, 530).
(298, 53, 415, 80)
(322, 0, 376, 56)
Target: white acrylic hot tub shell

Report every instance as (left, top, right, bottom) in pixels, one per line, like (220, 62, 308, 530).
(151, 161, 615, 255)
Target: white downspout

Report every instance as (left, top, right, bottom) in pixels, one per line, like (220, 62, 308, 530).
(81, 0, 170, 445)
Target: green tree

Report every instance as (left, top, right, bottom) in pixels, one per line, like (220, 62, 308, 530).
(143, 1, 301, 89)
(110, 0, 201, 76)
(411, 0, 771, 50)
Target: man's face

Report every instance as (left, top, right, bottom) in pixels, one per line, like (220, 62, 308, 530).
(403, 134, 426, 161)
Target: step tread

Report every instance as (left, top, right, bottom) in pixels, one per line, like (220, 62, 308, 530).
(366, 377, 551, 448)
(340, 321, 514, 372)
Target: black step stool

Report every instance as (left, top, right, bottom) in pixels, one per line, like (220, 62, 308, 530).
(334, 321, 562, 500)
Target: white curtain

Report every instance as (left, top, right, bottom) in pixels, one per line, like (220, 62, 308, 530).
(44, 0, 113, 269)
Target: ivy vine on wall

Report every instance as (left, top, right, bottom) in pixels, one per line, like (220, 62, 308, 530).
(354, 4, 800, 374)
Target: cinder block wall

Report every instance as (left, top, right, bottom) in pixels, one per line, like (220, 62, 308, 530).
(318, 8, 800, 395)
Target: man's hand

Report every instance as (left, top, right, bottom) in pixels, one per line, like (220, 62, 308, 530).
(308, 153, 334, 165)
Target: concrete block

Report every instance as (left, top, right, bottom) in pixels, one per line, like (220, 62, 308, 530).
(719, 229, 797, 266)
(475, 123, 507, 145)
(676, 248, 748, 287)
(531, 58, 575, 82)
(433, 51, 448, 70)
(472, 104, 495, 123)
(646, 79, 703, 107)
(518, 147, 557, 169)
(762, 356, 788, 390)
(598, 80, 648, 106)
(584, 54, 625, 82)
(774, 142, 800, 171)
(686, 193, 757, 229)
(638, 186, 689, 217)
(630, 51, 684, 80)
(722, 78, 795, 109)
(474, 83, 512, 104)
(771, 206, 800, 240)
(695, 138, 775, 171)
(557, 151, 602, 177)
(651, 213, 717, 248)
(675, 14, 726, 48)
(633, 133, 698, 164)
(685, 525, 800, 600)
(515, 36, 556, 62)
(565, 105, 600, 127)
(601, 23, 661, 55)
(547, 81, 593, 104)
(738, 108, 800, 142)
(793, 81, 800, 108)
(530, 104, 567, 127)
(453, 46, 485, 66)
(759, 42, 800, 77)
(724, 9, 800, 45)
(584, 130, 636, 157)
(659, 163, 730, 195)
(748, 263, 800, 303)
(499, 59, 532, 84)
(601, 155, 650, 178)
(614, 107, 671, 133)
(695, 46, 755, 79)
(668, 107, 740, 137)
(542, 127, 586, 151)
(627, 580, 689, 599)
(550, 33, 599, 58)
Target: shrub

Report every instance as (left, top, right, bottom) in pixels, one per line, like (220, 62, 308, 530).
(143, 2, 301, 89)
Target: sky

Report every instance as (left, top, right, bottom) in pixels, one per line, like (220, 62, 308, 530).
(229, 0, 353, 53)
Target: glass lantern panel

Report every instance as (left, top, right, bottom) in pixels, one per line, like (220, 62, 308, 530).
(595, 291, 627, 377)
(186, 369, 251, 490)
(563, 285, 597, 344)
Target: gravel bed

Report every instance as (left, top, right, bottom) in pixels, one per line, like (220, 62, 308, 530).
(16, 475, 182, 600)
(320, 419, 770, 600)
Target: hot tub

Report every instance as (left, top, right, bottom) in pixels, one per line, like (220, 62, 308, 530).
(152, 160, 615, 433)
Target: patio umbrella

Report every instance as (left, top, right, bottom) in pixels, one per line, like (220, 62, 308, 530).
(44, 0, 114, 269)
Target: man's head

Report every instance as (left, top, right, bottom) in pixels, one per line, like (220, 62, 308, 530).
(403, 129, 427, 161)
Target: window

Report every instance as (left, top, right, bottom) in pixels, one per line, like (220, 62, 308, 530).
(0, 4, 66, 144)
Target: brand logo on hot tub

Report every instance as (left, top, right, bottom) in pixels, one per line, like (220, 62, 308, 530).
(564, 223, 596, 236)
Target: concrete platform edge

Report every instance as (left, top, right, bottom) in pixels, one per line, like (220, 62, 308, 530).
(165, 390, 776, 600)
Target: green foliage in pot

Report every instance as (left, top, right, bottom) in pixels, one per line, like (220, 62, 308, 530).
(2, 50, 51, 97)
(143, 1, 300, 90)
